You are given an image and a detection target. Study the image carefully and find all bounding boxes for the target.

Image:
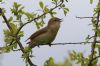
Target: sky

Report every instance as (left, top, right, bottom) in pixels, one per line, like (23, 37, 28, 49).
(0, 0, 98, 66)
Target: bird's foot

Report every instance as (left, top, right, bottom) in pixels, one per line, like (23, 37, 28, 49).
(48, 43, 51, 47)
(37, 45, 40, 48)
(29, 55, 35, 58)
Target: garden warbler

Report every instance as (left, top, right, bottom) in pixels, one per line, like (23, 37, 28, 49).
(26, 17, 62, 48)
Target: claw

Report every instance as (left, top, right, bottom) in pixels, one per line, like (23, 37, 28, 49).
(48, 43, 51, 47)
(37, 45, 40, 48)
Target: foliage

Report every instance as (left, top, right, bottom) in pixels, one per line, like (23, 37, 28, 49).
(44, 57, 72, 66)
(1, 0, 100, 66)
(0, 0, 68, 66)
(44, 0, 100, 66)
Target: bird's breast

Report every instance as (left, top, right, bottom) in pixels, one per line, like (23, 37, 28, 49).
(31, 30, 55, 44)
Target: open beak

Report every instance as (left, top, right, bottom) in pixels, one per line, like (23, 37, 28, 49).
(59, 18, 63, 22)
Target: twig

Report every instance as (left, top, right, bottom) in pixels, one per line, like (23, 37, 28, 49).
(0, 8, 36, 66)
(0, 8, 15, 46)
(92, 55, 100, 61)
(13, 42, 95, 51)
(76, 16, 97, 19)
(16, 12, 47, 35)
(16, 1, 64, 35)
(0, 8, 12, 31)
(0, 1, 65, 66)
(16, 37, 36, 66)
(28, 42, 98, 46)
(65, 0, 68, 2)
(3, 41, 100, 52)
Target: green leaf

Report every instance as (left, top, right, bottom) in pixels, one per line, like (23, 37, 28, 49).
(35, 22, 40, 29)
(11, 2, 24, 21)
(39, 1, 44, 9)
(26, 63, 28, 66)
(98, 47, 100, 55)
(18, 31, 24, 37)
(96, 45, 100, 55)
(49, 12, 57, 17)
(52, 12, 57, 15)
(36, 21, 44, 29)
(10, 23, 17, 33)
(0, 0, 2, 2)
(14, 2, 17, 7)
(13, 42, 17, 48)
(19, 22, 24, 26)
(11, 8, 17, 15)
(64, 10, 67, 16)
(3, 29, 16, 47)
(93, 59, 98, 66)
(90, 0, 93, 4)
(14, 2, 21, 8)
(96, 3, 100, 9)
(61, 4, 65, 8)
(44, 6, 49, 13)
(24, 12, 34, 20)
(63, 8, 69, 16)
(8, 16, 13, 22)
(44, 57, 57, 66)
(16, 15, 21, 20)
(53, 0, 58, 4)
(19, 6, 24, 11)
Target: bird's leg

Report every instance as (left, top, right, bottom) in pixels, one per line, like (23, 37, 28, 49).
(48, 43, 51, 47)
(37, 44, 40, 48)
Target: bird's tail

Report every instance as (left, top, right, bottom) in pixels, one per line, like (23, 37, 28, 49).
(25, 38, 29, 42)
(28, 42, 36, 49)
(26, 41, 31, 44)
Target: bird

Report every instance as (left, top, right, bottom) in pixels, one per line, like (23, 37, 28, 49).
(26, 17, 62, 48)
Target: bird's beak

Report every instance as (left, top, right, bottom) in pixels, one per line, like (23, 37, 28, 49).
(59, 18, 63, 22)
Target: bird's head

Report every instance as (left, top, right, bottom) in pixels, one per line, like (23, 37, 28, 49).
(48, 17, 62, 26)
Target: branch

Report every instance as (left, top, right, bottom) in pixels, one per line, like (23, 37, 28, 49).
(28, 42, 99, 46)
(0, 1, 65, 66)
(16, 1, 64, 35)
(0, 8, 36, 66)
(88, 10, 100, 66)
(0, 8, 12, 31)
(76, 16, 97, 19)
(10, 41, 99, 51)
(65, 0, 68, 2)
(92, 55, 100, 61)
(16, 37, 36, 66)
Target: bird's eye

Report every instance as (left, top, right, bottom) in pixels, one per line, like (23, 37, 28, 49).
(54, 19, 57, 21)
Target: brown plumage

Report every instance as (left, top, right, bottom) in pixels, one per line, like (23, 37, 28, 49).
(26, 17, 62, 48)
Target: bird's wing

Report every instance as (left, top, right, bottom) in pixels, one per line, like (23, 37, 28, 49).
(25, 27, 48, 41)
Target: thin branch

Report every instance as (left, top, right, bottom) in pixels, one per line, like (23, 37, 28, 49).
(28, 42, 99, 46)
(9, 39, 15, 46)
(3, 41, 100, 52)
(92, 55, 100, 61)
(16, 37, 36, 66)
(76, 16, 97, 19)
(0, 8, 12, 31)
(16, 1, 64, 35)
(65, 0, 68, 2)
(88, 10, 100, 66)
(13, 42, 94, 51)
(0, 8, 36, 66)
(16, 12, 47, 35)
(0, 8, 15, 46)
(0, 1, 65, 66)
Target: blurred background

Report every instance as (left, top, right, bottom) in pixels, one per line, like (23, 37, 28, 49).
(0, 0, 98, 66)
